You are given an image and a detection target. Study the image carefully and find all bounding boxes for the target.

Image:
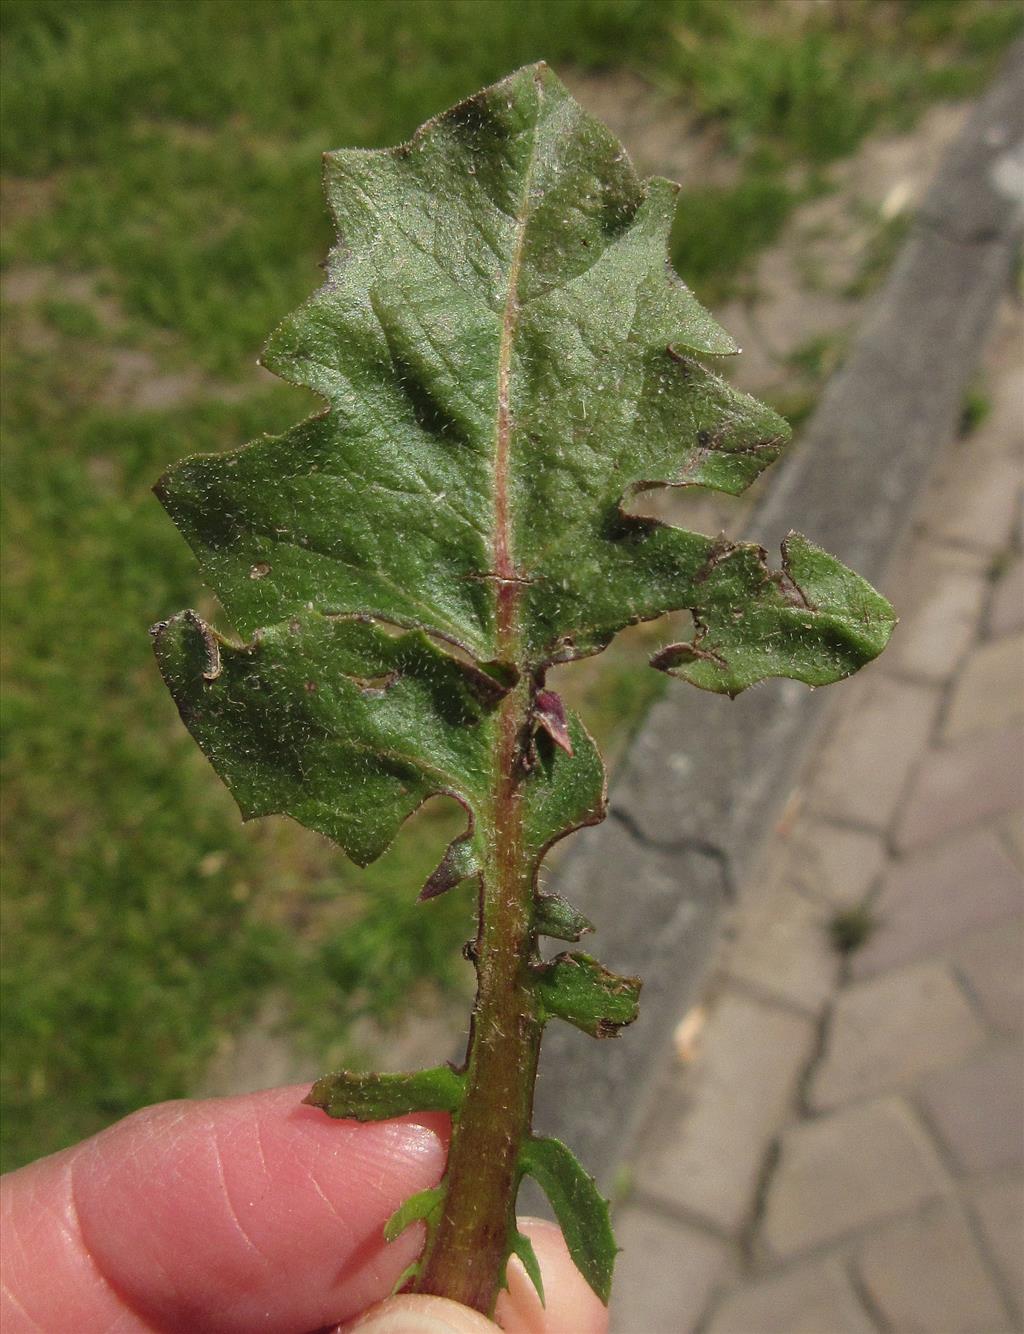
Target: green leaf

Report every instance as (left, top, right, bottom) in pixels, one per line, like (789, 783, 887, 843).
(150, 63, 897, 1312)
(520, 1135, 617, 1305)
(534, 892, 594, 942)
(304, 1066, 464, 1120)
(384, 1185, 446, 1242)
(511, 1228, 545, 1307)
(153, 609, 605, 887)
(650, 532, 897, 696)
(533, 952, 641, 1038)
(522, 711, 606, 861)
(153, 609, 497, 871)
(419, 828, 481, 902)
(155, 62, 890, 688)
(389, 1260, 422, 1297)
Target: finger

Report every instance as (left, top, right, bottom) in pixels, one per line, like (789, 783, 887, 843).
(495, 1219, 609, 1334)
(335, 1218, 609, 1334)
(336, 1221, 608, 1334)
(1, 1085, 448, 1333)
(340, 1293, 499, 1332)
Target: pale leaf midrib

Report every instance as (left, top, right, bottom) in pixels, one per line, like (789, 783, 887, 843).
(493, 71, 544, 659)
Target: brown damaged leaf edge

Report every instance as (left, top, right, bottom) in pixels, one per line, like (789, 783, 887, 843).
(150, 63, 895, 1316)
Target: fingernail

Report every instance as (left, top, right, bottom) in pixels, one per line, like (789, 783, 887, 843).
(339, 1293, 498, 1334)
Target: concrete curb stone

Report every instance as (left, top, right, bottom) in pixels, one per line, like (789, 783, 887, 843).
(533, 41, 1024, 1189)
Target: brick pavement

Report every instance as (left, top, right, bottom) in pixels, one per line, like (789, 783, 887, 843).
(611, 297, 1023, 1333)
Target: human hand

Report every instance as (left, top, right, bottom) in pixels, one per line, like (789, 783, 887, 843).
(0, 1084, 608, 1333)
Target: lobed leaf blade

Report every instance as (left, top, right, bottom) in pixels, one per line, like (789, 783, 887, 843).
(651, 533, 897, 696)
(534, 892, 594, 942)
(147, 61, 899, 1314)
(533, 952, 641, 1038)
(384, 1185, 446, 1243)
(152, 607, 608, 889)
(519, 1135, 617, 1305)
(304, 1066, 464, 1121)
(152, 609, 497, 871)
(156, 65, 890, 690)
(510, 1228, 545, 1307)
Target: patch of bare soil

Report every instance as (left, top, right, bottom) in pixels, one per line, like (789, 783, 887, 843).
(563, 69, 740, 190)
(1, 263, 274, 409)
(196, 992, 470, 1097)
(1, 176, 59, 227)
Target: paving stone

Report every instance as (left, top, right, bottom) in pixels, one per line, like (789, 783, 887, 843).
(785, 819, 887, 909)
(852, 829, 1023, 978)
(888, 553, 989, 684)
(967, 1174, 1024, 1312)
(990, 556, 1024, 637)
(806, 676, 941, 829)
(810, 962, 987, 1111)
(970, 350, 1024, 457)
(895, 725, 1024, 851)
(920, 1044, 1024, 1173)
(533, 817, 729, 1186)
(1000, 813, 1024, 872)
(952, 917, 1024, 1033)
(761, 1097, 949, 1259)
(724, 872, 840, 1015)
(944, 633, 1024, 741)
(610, 1205, 729, 1334)
(634, 992, 815, 1235)
(706, 1260, 875, 1334)
(855, 1201, 1011, 1332)
(922, 445, 1021, 556)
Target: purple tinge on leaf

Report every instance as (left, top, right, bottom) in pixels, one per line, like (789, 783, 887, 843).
(534, 689, 573, 756)
(419, 824, 480, 901)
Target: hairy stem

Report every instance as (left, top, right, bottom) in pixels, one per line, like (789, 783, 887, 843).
(414, 79, 543, 1311)
(414, 675, 539, 1312)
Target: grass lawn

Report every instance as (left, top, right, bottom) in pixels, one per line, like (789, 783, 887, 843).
(2, 0, 1019, 1171)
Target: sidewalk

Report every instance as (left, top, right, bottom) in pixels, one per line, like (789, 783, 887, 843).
(611, 295, 1024, 1333)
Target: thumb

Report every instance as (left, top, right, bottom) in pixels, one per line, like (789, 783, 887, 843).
(338, 1294, 498, 1332)
(338, 1218, 608, 1334)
